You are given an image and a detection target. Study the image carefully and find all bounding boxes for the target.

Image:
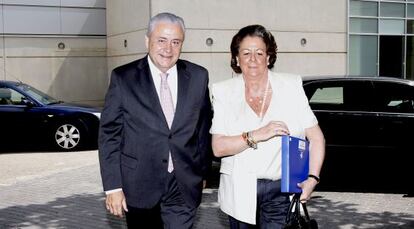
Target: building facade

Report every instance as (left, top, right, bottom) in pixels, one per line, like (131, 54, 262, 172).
(0, 0, 107, 105)
(107, 0, 347, 84)
(3, 1, 412, 104)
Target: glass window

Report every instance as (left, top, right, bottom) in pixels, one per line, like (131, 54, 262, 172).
(408, 4, 414, 18)
(407, 20, 414, 33)
(372, 82, 414, 113)
(0, 87, 26, 105)
(380, 2, 405, 17)
(350, 18, 378, 33)
(350, 0, 378, 17)
(15, 83, 58, 105)
(406, 36, 414, 80)
(0, 88, 12, 105)
(379, 19, 404, 34)
(307, 85, 344, 110)
(349, 35, 378, 75)
(310, 87, 344, 104)
(307, 81, 375, 112)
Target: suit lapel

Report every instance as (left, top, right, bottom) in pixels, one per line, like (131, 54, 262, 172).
(171, 60, 190, 131)
(135, 57, 170, 131)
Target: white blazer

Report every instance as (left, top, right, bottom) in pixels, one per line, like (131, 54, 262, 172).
(210, 71, 317, 224)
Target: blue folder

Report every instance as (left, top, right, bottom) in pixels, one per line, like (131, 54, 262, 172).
(281, 135, 309, 193)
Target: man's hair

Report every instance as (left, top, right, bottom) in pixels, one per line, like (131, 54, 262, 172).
(147, 12, 186, 37)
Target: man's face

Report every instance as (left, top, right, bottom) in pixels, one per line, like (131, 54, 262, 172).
(146, 22, 184, 73)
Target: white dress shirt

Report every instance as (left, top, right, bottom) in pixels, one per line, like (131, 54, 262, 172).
(148, 56, 178, 109)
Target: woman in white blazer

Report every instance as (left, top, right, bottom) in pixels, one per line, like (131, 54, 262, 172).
(210, 25, 325, 228)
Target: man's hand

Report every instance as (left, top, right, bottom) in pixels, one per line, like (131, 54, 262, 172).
(106, 191, 128, 217)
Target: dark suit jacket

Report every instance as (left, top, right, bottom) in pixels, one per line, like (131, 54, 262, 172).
(99, 56, 212, 209)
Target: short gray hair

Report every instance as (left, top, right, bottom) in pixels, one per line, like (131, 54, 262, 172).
(147, 12, 186, 37)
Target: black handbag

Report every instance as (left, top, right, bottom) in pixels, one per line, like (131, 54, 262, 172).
(283, 194, 318, 229)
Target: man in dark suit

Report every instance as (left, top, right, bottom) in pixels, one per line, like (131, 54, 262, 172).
(99, 12, 212, 228)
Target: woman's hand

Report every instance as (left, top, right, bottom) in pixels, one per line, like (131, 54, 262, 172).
(297, 178, 318, 203)
(251, 121, 290, 142)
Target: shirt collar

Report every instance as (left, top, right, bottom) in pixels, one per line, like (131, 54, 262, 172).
(147, 55, 177, 77)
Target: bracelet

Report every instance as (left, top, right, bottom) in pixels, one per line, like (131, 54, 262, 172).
(246, 131, 257, 149)
(242, 132, 258, 149)
(308, 174, 320, 183)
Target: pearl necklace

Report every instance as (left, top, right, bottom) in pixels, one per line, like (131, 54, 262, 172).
(246, 78, 270, 120)
(258, 79, 270, 119)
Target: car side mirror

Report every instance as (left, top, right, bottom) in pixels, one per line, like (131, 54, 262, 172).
(21, 98, 35, 107)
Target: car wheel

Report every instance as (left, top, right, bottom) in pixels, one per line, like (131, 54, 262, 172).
(54, 123, 83, 150)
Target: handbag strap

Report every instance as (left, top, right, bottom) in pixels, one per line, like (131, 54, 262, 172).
(301, 199, 311, 221)
(285, 193, 313, 223)
(293, 193, 312, 221)
(284, 194, 296, 223)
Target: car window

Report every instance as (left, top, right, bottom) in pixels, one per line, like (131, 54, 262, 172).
(304, 80, 374, 112)
(373, 81, 414, 113)
(309, 87, 344, 110)
(0, 87, 12, 105)
(0, 87, 26, 105)
(15, 83, 58, 105)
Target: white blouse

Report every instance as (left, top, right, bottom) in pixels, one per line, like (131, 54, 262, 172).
(210, 71, 317, 224)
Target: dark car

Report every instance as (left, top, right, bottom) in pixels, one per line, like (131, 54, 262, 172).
(0, 80, 101, 151)
(302, 76, 414, 194)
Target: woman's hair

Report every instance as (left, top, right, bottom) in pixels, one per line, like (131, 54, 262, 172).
(147, 12, 186, 38)
(230, 25, 277, 74)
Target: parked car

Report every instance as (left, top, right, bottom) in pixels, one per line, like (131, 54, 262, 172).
(302, 76, 414, 194)
(0, 80, 101, 151)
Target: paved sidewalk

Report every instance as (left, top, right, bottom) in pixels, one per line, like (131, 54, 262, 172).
(0, 157, 413, 228)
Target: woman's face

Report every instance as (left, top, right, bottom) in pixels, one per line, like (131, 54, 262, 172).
(237, 36, 269, 78)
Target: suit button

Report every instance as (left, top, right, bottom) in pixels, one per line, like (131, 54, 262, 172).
(168, 134, 172, 139)
(162, 159, 168, 163)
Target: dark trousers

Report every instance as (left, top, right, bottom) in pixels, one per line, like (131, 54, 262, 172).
(125, 172, 197, 229)
(228, 179, 290, 229)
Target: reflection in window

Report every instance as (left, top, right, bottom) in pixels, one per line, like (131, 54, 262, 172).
(0, 88, 12, 105)
(350, 18, 378, 33)
(310, 87, 343, 104)
(408, 4, 414, 18)
(0, 88, 26, 105)
(380, 19, 404, 34)
(349, 35, 378, 75)
(309, 87, 344, 111)
(380, 2, 404, 17)
(350, 0, 378, 17)
(386, 100, 414, 113)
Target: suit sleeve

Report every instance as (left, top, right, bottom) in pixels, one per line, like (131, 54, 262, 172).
(198, 71, 213, 179)
(98, 70, 124, 191)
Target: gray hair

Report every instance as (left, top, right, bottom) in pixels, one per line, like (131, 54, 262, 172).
(147, 12, 186, 37)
